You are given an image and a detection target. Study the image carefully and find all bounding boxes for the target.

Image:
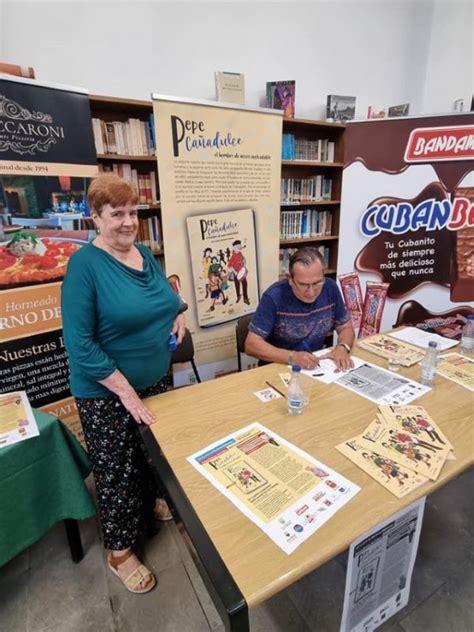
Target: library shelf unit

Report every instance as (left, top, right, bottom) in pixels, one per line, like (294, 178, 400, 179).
(89, 94, 163, 258)
(280, 116, 345, 277)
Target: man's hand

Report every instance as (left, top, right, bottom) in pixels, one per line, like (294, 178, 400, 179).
(172, 313, 186, 344)
(320, 346, 354, 371)
(292, 351, 320, 370)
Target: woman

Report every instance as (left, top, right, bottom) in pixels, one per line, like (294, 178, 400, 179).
(61, 173, 185, 594)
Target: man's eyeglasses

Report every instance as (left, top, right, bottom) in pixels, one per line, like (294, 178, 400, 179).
(291, 277, 325, 291)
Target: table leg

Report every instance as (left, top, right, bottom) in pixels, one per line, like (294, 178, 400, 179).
(138, 426, 249, 632)
(64, 519, 84, 563)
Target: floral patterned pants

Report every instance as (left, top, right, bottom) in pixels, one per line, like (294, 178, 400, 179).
(75, 378, 168, 550)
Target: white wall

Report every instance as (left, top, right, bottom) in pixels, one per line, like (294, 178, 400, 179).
(0, 0, 471, 117)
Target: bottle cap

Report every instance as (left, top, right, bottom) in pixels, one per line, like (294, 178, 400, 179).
(291, 365, 301, 372)
(428, 340, 438, 348)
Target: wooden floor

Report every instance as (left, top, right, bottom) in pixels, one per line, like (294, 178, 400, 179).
(1, 467, 472, 632)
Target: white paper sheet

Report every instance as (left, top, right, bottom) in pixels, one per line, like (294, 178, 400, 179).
(389, 327, 459, 351)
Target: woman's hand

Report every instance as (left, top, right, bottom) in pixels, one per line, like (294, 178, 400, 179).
(172, 313, 186, 344)
(99, 369, 156, 425)
(119, 387, 156, 425)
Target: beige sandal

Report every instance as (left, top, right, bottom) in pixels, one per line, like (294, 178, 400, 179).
(108, 549, 156, 594)
(155, 498, 173, 522)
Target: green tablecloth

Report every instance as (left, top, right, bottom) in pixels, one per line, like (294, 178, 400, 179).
(0, 409, 96, 567)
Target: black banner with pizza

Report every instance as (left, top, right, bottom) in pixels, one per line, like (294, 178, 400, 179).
(0, 75, 98, 443)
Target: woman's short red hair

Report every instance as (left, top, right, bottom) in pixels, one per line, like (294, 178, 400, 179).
(87, 173, 139, 215)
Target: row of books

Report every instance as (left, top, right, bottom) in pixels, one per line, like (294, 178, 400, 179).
(92, 115, 156, 156)
(280, 209, 332, 240)
(99, 163, 159, 205)
(279, 245, 330, 274)
(281, 176, 332, 204)
(282, 135, 335, 162)
(136, 215, 163, 252)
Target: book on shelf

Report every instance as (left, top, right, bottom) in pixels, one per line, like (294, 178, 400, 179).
(282, 135, 335, 162)
(136, 215, 163, 252)
(91, 117, 156, 155)
(388, 103, 410, 117)
(367, 105, 386, 119)
(281, 176, 333, 204)
(98, 163, 159, 205)
(280, 209, 332, 240)
(279, 245, 330, 275)
(266, 80, 296, 118)
(326, 95, 356, 122)
(214, 71, 245, 105)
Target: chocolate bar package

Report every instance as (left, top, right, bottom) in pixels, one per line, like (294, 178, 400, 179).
(338, 271, 363, 328)
(451, 187, 474, 302)
(358, 282, 389, 338)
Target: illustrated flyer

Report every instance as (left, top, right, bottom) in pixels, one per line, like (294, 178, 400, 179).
(188, 422, 360, 554)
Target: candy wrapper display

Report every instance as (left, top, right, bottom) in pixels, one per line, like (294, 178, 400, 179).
(338, 271, 363, 328)
(358, 282, 389, 338)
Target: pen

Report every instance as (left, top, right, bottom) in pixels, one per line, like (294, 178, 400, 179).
(265, 381, 287, 399)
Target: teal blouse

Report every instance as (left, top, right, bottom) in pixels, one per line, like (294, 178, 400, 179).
(61, 242, 180, 398)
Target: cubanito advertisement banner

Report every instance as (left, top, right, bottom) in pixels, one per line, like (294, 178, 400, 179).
(1, 75, 98, 443)
(337, 114, 474, 338)
(153, 95, 282, 383)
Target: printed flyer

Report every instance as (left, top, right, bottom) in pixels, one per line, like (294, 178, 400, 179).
(187, 422, 360, 554)
(357, 334, 425, 366)
(0, 391, 39, 448)
(435, 353, 474, 391)
(340, 498, 425, 632)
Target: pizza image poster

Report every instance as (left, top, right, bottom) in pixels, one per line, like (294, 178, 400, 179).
(186, 208, 259, 327)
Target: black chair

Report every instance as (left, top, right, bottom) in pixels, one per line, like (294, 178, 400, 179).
(235, 314, 254, 372)
(170, 328, 201, 383)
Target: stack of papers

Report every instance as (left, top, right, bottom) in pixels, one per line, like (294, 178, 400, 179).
(357, 333, 425, 366)
(337, 405, 453, 498)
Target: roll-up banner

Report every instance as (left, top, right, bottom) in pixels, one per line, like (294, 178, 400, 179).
(1, 75, 98, 442)
(153, 95, 282, 382)
(337, 113, 474, 338)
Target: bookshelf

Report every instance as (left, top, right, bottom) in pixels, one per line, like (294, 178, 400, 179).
(279, 117, 345, 278)
(88, 94, 163, 257)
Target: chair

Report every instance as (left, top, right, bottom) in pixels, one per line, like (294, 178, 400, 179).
(235, 313, 254, 372)
(170, 328, 201, 383)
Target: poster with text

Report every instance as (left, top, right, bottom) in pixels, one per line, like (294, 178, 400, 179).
(153, 96, 282, 382)
(338, 115, 474, 340)
(0, 75, 97, 443)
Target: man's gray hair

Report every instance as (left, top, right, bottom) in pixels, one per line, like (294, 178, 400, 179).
(289, 247, 325, 276)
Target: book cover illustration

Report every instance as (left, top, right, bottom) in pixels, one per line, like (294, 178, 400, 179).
(214, 71, 245, 105)
(266, 80, 296, 118)
(186, 208, 259, 328)
(326, 95, 356, 122)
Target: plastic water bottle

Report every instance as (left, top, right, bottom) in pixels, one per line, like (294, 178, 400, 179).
(288, 365, 306, 415)
(460, 315, 474, 357)
(420, 341, 438, 387)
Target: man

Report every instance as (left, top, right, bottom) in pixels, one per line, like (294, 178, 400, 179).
(245, 247, 354, 370)
(228, 239, 250, 305)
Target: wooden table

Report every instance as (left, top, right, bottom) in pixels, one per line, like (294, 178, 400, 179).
(140, 347, 473, 631)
